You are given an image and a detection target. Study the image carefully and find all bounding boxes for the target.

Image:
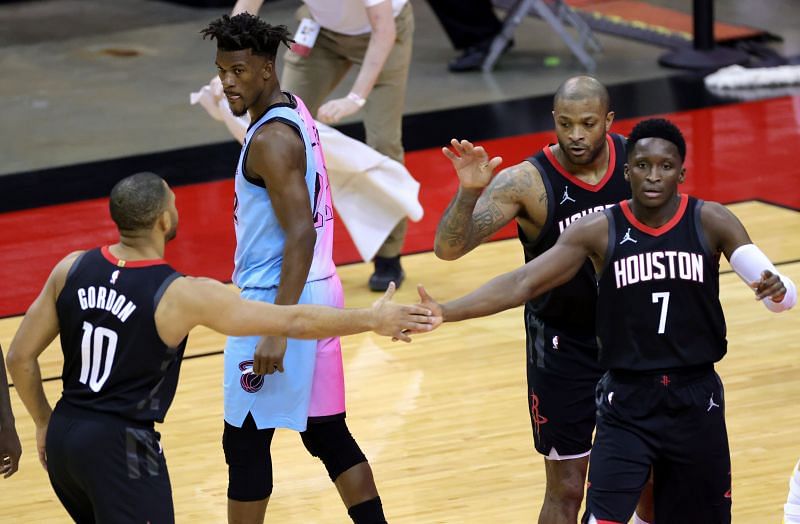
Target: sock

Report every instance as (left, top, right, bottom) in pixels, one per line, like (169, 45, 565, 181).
(786, 460, 800, 522)
(789, 460, 800, 505)
(786, 502, 800, 523)
(632, 513, 652, 524)
(348, 496, 386, 524)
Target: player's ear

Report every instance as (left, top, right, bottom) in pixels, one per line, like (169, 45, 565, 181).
(263, 58, 274, 80)
(605, 111, 615, 129)
(678, 167, 686, 184)
(156, 208, 171, 235)
(623, 163, 630, 181)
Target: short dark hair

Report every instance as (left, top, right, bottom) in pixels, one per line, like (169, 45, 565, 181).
(553, 75, 610, 114)
(109, 172, 168, 232)
(201, 13, 293, 59)
(626, 118, 686, 161)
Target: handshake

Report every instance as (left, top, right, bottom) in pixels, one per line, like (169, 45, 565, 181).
(368, 282, 443, 342)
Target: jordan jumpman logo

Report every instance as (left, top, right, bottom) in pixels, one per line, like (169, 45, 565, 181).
(619, 227, 638, 245)
(560, 186, 576, 205)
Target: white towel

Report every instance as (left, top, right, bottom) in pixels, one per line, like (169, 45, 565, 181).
(190, 81, 423, 262)
(705, 64, 800, 90)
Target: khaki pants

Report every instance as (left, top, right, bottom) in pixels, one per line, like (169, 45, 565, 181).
(282, 2, 414, 258)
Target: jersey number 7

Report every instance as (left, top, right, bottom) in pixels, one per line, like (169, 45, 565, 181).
(651, 292, 670, 334)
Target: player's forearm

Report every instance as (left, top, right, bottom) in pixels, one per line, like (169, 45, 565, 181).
(282, 305, 377, 339)
(441, 266, 533, 322)
(5, 352, 51, 428)
(227, 300, 374, 339)
(441, 245, 582, 322)
(434, 188, 483, 260)
(232, 0, 263, 15)
(274, 229, 316, 306)
(729, 244, 797, 312)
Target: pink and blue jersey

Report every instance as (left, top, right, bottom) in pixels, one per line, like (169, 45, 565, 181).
(232, 92, 335, 289)
(224, 93, 345, 431)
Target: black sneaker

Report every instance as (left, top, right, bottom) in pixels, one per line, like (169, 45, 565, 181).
(368, 255, 405, 292)
(447, 38, 513, 73)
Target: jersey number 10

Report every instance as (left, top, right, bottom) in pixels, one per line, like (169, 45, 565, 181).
(79, 321, 118, 392)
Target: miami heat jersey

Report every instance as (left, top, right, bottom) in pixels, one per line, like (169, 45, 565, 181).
(519, 133, 630, 334)
(596, 195, 727, 371)
(232, 92, 335, 290)
(55, 247, 187, 423)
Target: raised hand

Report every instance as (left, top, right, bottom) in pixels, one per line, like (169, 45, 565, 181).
(441, 139, 503, 190)
(750, 270, 787, 302)
(372, 282, 437, 342)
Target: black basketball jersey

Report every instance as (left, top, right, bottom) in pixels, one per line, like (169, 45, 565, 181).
(519, 133, 630, 335)
(55, 247, 187, 423)
(596, 196, 728, 371)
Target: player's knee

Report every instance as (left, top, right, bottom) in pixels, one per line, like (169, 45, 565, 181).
(223, 420, 275, 501)
(301, 419, 367, 482)
(549, 473, 585, 507)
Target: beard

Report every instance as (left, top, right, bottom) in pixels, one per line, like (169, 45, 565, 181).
(561, 140, 605, 166)
(230, 105, 247, 117)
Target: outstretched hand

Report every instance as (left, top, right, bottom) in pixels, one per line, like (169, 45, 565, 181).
(441, 139, 503, 190)
(416, 285, 443, 325)
(372, 282, 439, 342)
(750, 270, 787, 302)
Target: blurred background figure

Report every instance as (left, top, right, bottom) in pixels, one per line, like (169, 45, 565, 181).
(426, 0, 508, 72)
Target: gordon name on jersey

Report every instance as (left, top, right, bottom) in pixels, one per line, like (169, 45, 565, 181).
(76, 285, 137, 323)
(612, 250, 704, 289)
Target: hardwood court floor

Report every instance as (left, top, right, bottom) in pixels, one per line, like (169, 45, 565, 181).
(1, 201, 798, 523)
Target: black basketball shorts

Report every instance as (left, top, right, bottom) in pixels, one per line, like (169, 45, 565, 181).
(525, 313, 605, 458)
(584, 367, 731, 523)
(46, 401, 174, 524)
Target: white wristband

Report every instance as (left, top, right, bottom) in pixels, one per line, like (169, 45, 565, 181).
(346, 92, 366, 108)
(729, 243, 796, 312)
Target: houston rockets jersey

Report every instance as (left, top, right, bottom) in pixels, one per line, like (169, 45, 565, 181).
(596, 195, 727, 371)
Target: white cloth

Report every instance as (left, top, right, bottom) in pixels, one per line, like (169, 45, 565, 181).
(705, 64, 800, 90)
(190, 81, 423, 262)
(305, 0, 408, 35)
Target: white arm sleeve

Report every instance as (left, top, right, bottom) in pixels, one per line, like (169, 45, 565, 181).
(729, 243, 796, 312)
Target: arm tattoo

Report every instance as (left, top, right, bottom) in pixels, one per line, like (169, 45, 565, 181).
(436, 165, 533, 254)
(473, 202, 504, 237)
(438, 195, 477, 249)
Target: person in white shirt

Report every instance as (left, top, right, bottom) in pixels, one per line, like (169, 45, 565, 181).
(235, 0, 414, 292)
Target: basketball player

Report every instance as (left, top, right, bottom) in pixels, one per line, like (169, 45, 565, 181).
(435, 75, 652, 523)
(5, 172, 433, 523)
(202, 14, 388, 524)
(0, 343, 22, 478)
(419, 118, 796, 522)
